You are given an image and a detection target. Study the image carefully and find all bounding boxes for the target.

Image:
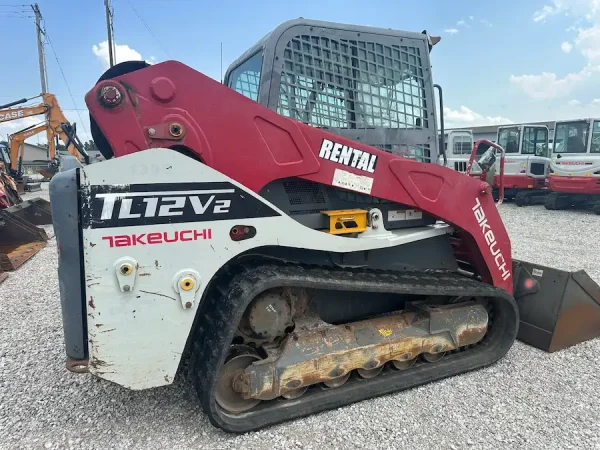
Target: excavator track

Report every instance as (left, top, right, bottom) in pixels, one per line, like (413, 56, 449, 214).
(190, 262, 519, 433)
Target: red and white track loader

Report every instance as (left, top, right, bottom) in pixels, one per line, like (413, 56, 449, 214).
(49, 19, 600, 433)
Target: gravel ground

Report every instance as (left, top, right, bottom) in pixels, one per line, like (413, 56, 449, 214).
(1, 186, 599, 450)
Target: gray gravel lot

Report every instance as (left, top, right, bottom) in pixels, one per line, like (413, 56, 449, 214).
(1, 186, 599, 450)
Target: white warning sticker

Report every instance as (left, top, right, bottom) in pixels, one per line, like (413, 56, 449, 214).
(388, 209, 423, 222)
(532, 268, 544, 277)
(388, 210, 407, 222)
(407, 209, 423, 220)
(332, 168, 374, 194)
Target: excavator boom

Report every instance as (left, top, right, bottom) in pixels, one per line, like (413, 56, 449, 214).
(0, 93, 89, 176)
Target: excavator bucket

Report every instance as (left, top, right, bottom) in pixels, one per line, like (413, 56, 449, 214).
(513, 260, 600, 352)
(37, 167, 57, 180)
(0, 197, 51, 271)
(0, 266, 7, 284)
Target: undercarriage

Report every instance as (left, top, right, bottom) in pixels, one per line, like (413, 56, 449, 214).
(190, 263, 518, 433)
(544, 192, 600, 214)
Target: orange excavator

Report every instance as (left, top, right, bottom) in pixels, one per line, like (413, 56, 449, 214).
(0, 93, 85, 277)
(0, 93, 89, 183)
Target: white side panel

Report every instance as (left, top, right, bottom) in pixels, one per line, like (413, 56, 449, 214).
(81, 149, 451, 389)
(550, 154, 600, 177)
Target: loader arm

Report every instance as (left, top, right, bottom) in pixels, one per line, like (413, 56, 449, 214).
(85, 60, 513, 293)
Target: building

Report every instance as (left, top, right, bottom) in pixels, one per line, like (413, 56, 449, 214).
(443, 120, 557, 144)
(20, 142, 49, 163)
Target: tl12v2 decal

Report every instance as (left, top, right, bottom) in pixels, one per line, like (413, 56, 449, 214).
(83, 181, 281, 229)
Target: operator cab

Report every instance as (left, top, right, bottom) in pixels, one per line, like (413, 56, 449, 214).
(224, 19, 441, 164)
(441, 130, 475, 172)
(495, 124, 549, 180)
(223, 19, 442, 232)
(551, 119, 600, 177)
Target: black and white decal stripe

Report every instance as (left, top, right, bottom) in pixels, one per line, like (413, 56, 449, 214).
(83, 182, 281, 229)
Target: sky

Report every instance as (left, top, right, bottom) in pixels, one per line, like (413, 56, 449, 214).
(1, 0, 600, 144)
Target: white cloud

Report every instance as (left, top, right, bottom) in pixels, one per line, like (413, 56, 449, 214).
(0, 116, 44, 142)
(509, 65, 600, 99)
(517, 2, 600, 99)
(469, 16, 474, 21)
(561, 41, 573, 52)
(92, 41, 146, 70)
(534, 0, 600, 22)
(574, 24, 600, 62)
(457, 20, 466, 27)
(480, 19, 493, 27)
(562, 97, 600, 118)
(444, 28, 459, 35)
(442, 106, 513, 128)
(533, 3, 562, 23)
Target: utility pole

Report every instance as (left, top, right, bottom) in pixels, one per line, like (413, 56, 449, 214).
(104, 0, 115, 67)
(32, 3, 47, 93)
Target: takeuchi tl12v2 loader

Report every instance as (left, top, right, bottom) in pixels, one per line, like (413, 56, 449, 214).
(49, 19, 600, 433)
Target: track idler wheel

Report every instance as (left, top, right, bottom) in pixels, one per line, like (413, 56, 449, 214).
(215, 348, 262, 414)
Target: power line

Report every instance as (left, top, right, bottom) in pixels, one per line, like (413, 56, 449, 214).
(123, 0, 171, 58)
(42, 25, 90, 138)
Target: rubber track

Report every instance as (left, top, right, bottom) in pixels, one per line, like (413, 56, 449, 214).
(190, 263, 519, 433)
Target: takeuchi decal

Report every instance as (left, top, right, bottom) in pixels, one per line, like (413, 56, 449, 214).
(101, 229, 212, 247)
(472, 197, 511, 281)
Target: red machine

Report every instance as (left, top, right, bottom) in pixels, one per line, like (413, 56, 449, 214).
(545, 119, 600, 213)
(48, 20, 600, 434)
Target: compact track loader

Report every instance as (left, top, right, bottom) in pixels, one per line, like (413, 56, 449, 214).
(49, 19, 600, 433)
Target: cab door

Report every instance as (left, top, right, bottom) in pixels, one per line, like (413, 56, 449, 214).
(521, 126, 549, 180)
(496, 126, 522, 176)
(551, 120, 599, 176)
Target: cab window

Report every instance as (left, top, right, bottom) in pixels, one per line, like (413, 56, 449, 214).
(591, 121, 600, 153)
(497, 128, 520, 153)
(227, 51, 263, 102)
(522, 127, 548, 156)
(452, 135, 473, 155)
(553, 121, 588, 153)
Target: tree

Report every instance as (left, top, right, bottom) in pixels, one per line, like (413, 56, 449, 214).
(84, 140, 99, 153)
